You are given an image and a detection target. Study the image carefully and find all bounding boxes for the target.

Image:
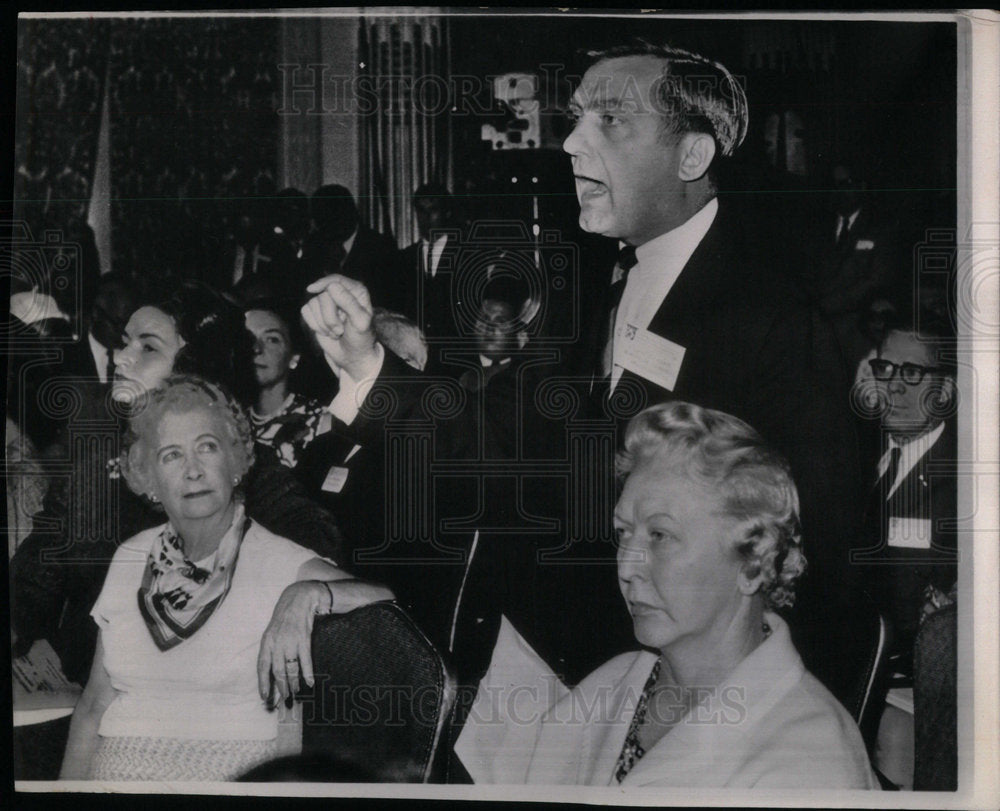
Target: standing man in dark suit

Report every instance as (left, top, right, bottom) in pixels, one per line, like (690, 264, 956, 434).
(397, 183, 464, 357)
(806, 160, 903, 374)
(563, 42, 862, 600)
(304, 184, 401, 308)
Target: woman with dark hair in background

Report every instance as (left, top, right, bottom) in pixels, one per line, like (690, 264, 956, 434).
(11, 280, 343, 694)
(243, 298, 332, 468)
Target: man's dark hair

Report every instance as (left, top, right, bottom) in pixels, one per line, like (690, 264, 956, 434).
(875, 302, 957, 376)
(583, 40, 748, 159)
(412, 182, 454, 220)
(482, 273, 530, 314)
(413, 182, 452, 203)
(311, 184, 359, 237)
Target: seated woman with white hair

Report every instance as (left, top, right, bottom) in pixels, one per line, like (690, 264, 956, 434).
(59, 376, 393, 781)
(459, 401, 877, 789)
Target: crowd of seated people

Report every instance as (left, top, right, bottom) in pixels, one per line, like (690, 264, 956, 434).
(8, 38, 963, 791)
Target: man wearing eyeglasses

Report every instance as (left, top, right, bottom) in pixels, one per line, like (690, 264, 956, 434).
(853, 311, 958, 671)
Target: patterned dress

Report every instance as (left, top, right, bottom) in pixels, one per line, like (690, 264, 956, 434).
(614, 657, 661, 783)
(250, 393, 330, 468)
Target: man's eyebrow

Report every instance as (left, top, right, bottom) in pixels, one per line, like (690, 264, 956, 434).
(569, 96, 636, 113)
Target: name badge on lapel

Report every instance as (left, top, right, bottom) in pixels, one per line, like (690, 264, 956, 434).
(618, 325, 686, 392)
(887, 516, 933, 549)
(322, 466, 350, 494)
(854, 239, 875, 251)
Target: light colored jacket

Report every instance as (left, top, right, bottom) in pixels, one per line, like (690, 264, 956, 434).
(524, 612, 878, 788)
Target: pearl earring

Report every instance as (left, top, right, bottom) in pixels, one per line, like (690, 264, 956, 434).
(233, 476, 240, 485)
(149, 493, 159, 503)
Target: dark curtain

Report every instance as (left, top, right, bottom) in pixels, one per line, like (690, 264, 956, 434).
(359, 16, 451, 246)
(14, 19, 108, 236)
(107, 17, 280, 283)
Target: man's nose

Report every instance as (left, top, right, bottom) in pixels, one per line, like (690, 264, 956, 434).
(887, 376, 906, 395)
(562, 118, 587, 156)
(252, 337, 264, 356)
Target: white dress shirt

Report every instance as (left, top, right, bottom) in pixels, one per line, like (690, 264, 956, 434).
(880, 421, 946, 499)
(835, 208, 861, 243)
(326, 343, 385, 426)
(88, 331, 111, 383)
(341, 228, 357, 261)
(422, 234, 450, 278)
(610, 198, 718, 391)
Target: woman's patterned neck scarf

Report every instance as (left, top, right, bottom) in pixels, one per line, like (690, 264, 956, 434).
(137, 504, 250, 650)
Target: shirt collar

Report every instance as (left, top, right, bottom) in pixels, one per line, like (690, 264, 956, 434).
(888, 420, 945, 454)
(480, 354, 512, 368)
(632, 197, 719, 273)
(424, 233, 449, 249)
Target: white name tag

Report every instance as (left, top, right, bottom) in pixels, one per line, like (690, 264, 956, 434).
(887, 516, 933, 549)
(321, 466, 350, 494)
(855, 239, 875, 251)
(617, 325, 686, 392)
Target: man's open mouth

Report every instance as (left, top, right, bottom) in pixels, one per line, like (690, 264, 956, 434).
(575, 175, 608, 201)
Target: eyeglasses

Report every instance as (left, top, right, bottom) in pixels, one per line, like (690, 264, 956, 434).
(868, 358, 945, 386)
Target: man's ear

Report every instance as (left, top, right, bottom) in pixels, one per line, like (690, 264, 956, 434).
(936, 375, 957, 407)
(677, 132, 717, 182)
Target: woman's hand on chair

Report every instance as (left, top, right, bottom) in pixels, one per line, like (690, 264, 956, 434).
(257, 581, 328, 708)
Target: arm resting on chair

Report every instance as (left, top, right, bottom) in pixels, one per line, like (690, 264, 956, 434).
(257, 557, 395, 706)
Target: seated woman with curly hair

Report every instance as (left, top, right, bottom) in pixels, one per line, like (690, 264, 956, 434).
(59, 376, 392, 781)
(459, 401, 877, 788)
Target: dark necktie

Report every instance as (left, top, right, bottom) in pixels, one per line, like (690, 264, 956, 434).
(596, 245, 638, 381)
(880, 445, 903, 491)
(243, 246, 256, 277)
(863, 445, 902, 546)
(331, 242, 347, 271)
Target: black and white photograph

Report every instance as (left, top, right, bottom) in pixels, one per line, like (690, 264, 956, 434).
(5, 8, 998, 807)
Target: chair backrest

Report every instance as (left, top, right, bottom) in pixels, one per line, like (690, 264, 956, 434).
(788, 587, 894, 753)
(912, 602, 957, 791)
(300, 601, 458, 782)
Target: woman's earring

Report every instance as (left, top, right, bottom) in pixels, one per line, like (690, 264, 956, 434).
(149, 492, 159, 503)
(233, 476, 240, 486)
